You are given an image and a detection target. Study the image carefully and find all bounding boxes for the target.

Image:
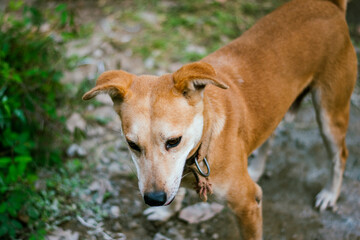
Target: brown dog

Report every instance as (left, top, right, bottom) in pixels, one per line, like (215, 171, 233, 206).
(83, 0, 357, 238)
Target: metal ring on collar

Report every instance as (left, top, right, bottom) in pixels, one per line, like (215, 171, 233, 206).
(194, 157, 210, 177)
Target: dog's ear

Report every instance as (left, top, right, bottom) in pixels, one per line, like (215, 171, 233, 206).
(82, 70, 133, 102)
(173, 62, 228, 95)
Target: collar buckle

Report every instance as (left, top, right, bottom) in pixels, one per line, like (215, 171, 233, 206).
(194, 156, 210, 177)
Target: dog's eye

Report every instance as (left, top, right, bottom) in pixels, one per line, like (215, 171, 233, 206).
(127, 140, 141, 152)
(165, 136, 182, 150)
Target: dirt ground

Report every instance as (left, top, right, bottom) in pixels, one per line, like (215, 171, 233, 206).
(55, 1, 360, 239)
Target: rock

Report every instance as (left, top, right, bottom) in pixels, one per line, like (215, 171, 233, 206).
(93, 49, 104, 58)
(178, 202, 224, 224)
(66, 113, 86, 133)
(185, 44, 206, 55)
(119, 34, 132, 43)
(101, 156, 111, 164)
(89, 106, 117, 122)
(169, 62, 183, 72)
(124, 23, 141, 33)
(86, 218, 97, 227)
(88, 179, 113, 204)
(66, 144, 87, 157)
(145, 57, 155, 69)
(40, 23, 50, 32)
(153, 233, 171, 240)
(95, 94, 113, 105)
(128, 220, 139, 229)
(86, 126, 106, 136)
(110, 205, 121, 219)
(212, 233, 219, 239)
(112, 222, 122, 232)
(139, 11, 158, 24)
(47, 227, 79, 240)
(109, 162, 122, 177)
(167, 227, 185, 240)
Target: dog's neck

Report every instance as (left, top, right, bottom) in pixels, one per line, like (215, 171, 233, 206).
(187, 90, 224, 161)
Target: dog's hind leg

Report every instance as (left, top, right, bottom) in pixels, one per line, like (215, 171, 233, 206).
(143, 187, 185, 221)
(248, 135, 275, 182)
(311, 47, 357, 211)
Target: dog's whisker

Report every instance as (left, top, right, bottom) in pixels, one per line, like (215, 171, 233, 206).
(124, 163, 139, 180)
(181, 172, 191, 179)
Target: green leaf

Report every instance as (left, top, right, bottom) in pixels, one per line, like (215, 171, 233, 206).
(0, 222, 8, 236)
(6, 164, 18, 183)
(17, 162, 28, 177)
(55, 3, 66, 12)
(14, 109, 26, 123)
(61, 11, 68, 26)
(27, 206, 39, 219)
(0, 203, 7, 213)
(0, 157, 11, 168)
(0, 87, 6, 98)
(12, 73, 22, 83)
(14, 155, 32, 163)
(8, 0, 24, 11)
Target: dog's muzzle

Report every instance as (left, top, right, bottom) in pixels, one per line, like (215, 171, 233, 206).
(144, 191, 167, 206)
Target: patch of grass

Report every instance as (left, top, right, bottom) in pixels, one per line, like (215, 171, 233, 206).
(112, 0, 287, 68)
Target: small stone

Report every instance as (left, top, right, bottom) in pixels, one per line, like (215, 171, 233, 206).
(76, 146, 87, 157)
(110, 206, 120, 219)
(109, 162, 122, 177)
(179, 202, 224, 224)
(95, 94, 113, 105)
(40, 23, 50, 32)
(169, 62, 183, 72)
(212, 233, 219, 239)
(185, 44, 206, 55)
(66, 113, 86, 133)
(153, 233, 171, 240)
(120, 34, 132, 43)
(93, 49, 104, 58)
(129, 221, 139, 229)
(66, 144, 87, 158)
(101, 156, 111, 164)
(134, 200, 141, 207)
(139, 11, 158, 24)
(145, 57, 155, 69)
(47, 227, 79, 240)
(112, 222, 122, 232)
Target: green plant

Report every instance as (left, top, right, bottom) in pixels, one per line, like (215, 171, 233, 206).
(0, 1, 78, 239)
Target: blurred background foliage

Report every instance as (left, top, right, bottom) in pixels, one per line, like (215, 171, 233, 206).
(0, 0, 359, 239)
(0, 1, 90, 239)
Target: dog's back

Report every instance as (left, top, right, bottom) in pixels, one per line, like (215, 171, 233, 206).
(202, 0, 357, 153)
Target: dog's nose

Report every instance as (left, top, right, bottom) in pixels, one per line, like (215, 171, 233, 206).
(144, 191, 167, 206)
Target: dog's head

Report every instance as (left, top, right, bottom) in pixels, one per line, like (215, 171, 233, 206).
(83, 62, 227, 206)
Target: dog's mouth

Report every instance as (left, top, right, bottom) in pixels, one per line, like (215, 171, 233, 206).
(165, 196, 175, 206)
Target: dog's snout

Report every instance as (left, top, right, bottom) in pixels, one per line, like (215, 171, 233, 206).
(144, 191, 167, 206)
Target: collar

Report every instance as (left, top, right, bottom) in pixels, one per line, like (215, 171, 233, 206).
(185, 144, 210, 178)
(184, 143, 213, 201)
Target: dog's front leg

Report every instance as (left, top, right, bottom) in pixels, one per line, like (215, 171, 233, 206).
(227, 177, 263, 240)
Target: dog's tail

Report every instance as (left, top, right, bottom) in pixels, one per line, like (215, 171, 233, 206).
(328, 0, 347, 12)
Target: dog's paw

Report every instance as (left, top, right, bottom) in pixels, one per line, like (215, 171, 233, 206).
(143, 206, 176, 222)
(315, 189, 338, 212)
